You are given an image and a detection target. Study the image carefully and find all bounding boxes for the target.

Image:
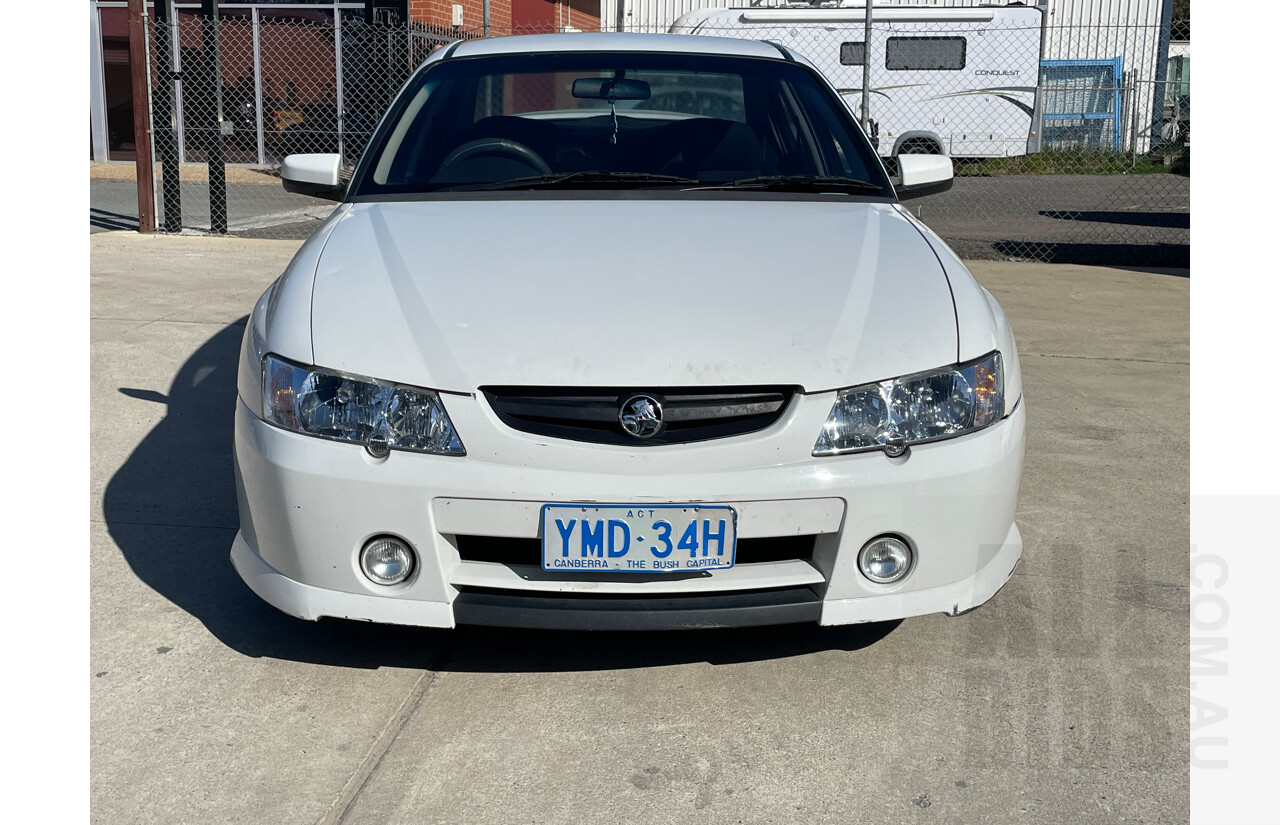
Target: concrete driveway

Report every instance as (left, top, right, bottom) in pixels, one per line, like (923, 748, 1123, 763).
(90, 233, 1189, 824)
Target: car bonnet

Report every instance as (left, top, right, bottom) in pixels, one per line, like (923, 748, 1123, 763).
(306, 197, 957, 394)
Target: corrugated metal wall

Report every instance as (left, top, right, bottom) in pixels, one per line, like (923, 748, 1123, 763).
(599, 0, 723, 31)
(599, 0, 1170, 150)
(1041, 0, 1167, 151)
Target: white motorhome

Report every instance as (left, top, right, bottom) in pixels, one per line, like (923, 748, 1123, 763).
(671, 1, 1046, 160)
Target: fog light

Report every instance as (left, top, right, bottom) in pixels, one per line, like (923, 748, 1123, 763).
(366, 434, 390, 459)
(858, 536, 913, 584)
(360, 536, 415, 585)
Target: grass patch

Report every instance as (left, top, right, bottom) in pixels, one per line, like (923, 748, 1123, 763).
(955, 150, 1176, 177)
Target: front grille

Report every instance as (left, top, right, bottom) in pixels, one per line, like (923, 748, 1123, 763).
(481, 386, 796, 446)
(456, 534, 816, 566)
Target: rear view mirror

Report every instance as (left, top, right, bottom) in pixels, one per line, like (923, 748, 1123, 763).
(572, 77, 652, 101)
(281, 153, 346, 201)
(895, 154, 954, 200)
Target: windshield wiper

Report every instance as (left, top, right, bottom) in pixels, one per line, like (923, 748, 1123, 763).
(692, 175, 886, 195)
(444, 171, 699, 192)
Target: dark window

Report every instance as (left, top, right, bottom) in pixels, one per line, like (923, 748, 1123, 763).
(353, 52, 891, 196)
(886, 37, 967, 71)
(839, 42, 865, 66)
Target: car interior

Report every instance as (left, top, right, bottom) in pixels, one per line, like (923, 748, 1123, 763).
(427, 113, 777, 184)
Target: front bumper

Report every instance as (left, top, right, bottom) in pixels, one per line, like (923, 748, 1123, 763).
(232, 389, 1025, 629)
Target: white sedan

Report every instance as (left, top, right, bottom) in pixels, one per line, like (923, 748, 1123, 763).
(232, 33, 1025, 630)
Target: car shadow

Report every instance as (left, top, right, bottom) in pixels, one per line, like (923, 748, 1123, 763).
(102, 319, 902, 671)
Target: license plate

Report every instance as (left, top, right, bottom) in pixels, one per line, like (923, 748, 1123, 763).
(540, 504, 737, 573)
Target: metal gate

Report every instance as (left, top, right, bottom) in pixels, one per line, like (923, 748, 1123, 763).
(1040, 58, 1124, 151)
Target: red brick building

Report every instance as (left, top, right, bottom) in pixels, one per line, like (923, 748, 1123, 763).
(90, 0, 606, 163)
(407, 0, 600, 36)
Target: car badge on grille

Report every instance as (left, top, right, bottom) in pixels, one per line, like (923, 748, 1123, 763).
(619, 394, 665, 440)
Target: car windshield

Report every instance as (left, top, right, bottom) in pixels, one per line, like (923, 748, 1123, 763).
(352, 51, 892, 196)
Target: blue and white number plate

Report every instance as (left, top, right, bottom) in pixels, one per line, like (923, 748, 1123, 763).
(541, 504, 738, 572)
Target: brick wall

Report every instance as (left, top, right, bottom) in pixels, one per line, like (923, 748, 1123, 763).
(558, 0, 601, 32)
(409, 0, 513, 35)
(409, 0, 602, 35)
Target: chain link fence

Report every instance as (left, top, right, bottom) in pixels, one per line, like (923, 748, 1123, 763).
(137, 10, 1187, 265)
(144, 11, 455, 236)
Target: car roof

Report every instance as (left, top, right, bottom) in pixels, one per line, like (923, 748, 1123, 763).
(447, 32, 789, 62)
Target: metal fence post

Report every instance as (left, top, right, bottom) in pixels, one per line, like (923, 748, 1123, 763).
(202, 0, 228, 234)
(171, 12, 187, 163)
(90, 5, 109, 161)
(335, 13, 345, 161)
(127, 0, 156, 233)
(1118, 69, 1131, 155)
(484, 0, 491, 38)
(1131, 76, 1141, 165)
(154, 0, 183, 232)
(861, 0, 872, 134)
(252, 7, 265, 166)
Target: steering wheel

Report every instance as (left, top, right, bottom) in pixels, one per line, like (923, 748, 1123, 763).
(439, 138, 552, 176)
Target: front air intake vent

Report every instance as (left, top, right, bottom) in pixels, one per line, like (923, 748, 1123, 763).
(456, 535, 816, 566)
(481, 386, 796, 446)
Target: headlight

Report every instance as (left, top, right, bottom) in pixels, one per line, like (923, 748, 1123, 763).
(262, 354, 465, 455)
(814, 352, 1003, 456)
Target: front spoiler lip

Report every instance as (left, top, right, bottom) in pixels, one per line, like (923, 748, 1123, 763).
(230, 523, 1022, 630)
(451, 585, 824, 631)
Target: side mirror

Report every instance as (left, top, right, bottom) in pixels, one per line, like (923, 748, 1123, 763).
(281, 153, 346, 201)
(895, 154, 954, 200)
